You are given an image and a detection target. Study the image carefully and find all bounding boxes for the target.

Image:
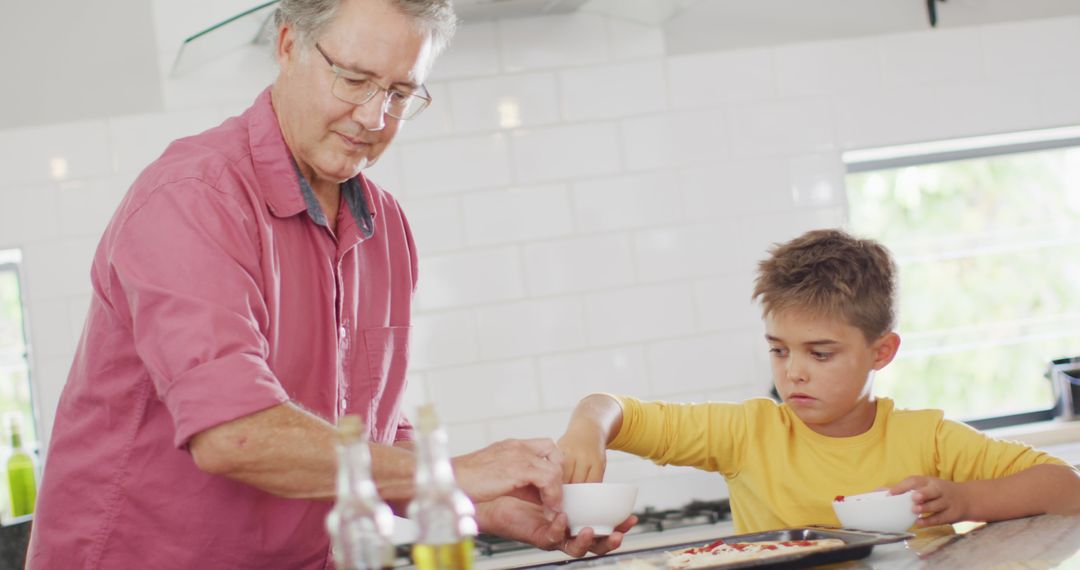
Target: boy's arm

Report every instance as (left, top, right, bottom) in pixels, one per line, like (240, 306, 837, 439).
(557, 394, 624, 483)
(892, 464, 1080, 527)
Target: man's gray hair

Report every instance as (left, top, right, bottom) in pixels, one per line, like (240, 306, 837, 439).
(273, 0, 457, 57)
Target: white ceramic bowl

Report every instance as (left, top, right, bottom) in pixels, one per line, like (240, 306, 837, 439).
(833, 490, 918, 533)
(562, 483, 638, 536)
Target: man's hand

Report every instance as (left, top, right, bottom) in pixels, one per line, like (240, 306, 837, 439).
(475, 496, 637, 557)
(556, 428, 607, 483)
(453, 438, 565, 510)
(890, 476, 971, 527)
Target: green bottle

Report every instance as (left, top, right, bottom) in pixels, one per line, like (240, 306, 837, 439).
(7, 418, 36, 517)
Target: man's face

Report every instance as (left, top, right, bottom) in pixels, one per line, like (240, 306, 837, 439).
(765, 309, 898, 437)
(273, 0, 434, 185)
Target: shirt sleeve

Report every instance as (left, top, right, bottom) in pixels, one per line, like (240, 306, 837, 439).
(934, 417, 1068, 481)
(609, 396, 748, 477)
(394, 415, 415, 442)
(105, 179, 289, 448)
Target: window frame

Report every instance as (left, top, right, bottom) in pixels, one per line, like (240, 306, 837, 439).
(0, 254, 42, 455)
(842, 126, 1080, 430)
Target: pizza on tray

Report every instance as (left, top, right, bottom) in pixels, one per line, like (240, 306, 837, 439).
(664, 538, 847, 569)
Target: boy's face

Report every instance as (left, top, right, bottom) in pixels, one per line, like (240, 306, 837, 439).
(765, 309, 900, 438)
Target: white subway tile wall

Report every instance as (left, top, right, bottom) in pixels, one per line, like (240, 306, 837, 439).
(3, 13, 1079, 510)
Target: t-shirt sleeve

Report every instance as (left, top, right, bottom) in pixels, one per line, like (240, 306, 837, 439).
(105, 180, 289, 448)
(609, 396, 748, 477)
(934, 417, 1069, 481)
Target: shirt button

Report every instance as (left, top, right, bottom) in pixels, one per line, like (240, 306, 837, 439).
(339, 326, 347, 338)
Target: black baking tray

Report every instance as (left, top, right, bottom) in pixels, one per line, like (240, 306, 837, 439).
(509, 527, 913, 569)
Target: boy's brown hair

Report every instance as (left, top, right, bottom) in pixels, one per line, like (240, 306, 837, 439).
(752, 228, 897, 342)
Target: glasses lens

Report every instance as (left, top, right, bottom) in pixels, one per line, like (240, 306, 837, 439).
(387, 94, 429, 120)
(332, 75, 379, 106)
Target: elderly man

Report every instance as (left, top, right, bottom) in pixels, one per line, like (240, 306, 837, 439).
(27, 0, 632, 567)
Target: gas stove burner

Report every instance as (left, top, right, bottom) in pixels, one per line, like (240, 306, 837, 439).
(635, 498, 731, 531)
(474, 532, 533, 556)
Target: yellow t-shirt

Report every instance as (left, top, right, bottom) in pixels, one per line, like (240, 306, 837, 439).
(610, 396, 1067, 533)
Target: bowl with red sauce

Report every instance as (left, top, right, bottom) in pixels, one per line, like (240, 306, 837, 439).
(832, 490, 917, 533)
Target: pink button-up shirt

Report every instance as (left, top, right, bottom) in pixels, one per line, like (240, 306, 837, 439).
(28, 88, 418, 569)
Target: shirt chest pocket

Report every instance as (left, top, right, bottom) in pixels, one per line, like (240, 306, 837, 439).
(352, 326, 410, 443)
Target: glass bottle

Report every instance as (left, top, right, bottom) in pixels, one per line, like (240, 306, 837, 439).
(7, 416, 36, 518)
(326, 414, 396, 570)
(408, 404, 477, 570)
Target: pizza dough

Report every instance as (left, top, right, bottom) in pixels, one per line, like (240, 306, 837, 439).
(665, 538, 846, 569)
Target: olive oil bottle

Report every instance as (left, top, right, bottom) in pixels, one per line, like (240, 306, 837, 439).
(326, 415, 395, 570)
(408, 405, 477, 570)
(7, 417, 36, 518)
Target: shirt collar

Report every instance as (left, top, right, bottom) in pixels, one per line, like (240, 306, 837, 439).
(292, 161, 374, 238)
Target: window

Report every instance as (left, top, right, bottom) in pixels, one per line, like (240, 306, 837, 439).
(0, 250, 38, 453)
(844, 127, 1080, 426)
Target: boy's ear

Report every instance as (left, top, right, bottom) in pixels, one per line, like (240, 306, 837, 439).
(870, 332, 901, 370)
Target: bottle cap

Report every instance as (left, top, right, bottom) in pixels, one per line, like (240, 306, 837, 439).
(416, 404, 439, 434)
(336, 414, 364, 441)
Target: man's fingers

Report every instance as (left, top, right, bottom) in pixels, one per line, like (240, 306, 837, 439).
(588, 532, 625, 556)
(506, 486, 543, 505)
(517, 438, 561, 462)
(613, 515, 638, 533)
(563, 528, 595, 557)
(544, 446, 565, 467)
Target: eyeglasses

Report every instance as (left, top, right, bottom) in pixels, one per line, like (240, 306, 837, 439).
(314, 43, 432, 121)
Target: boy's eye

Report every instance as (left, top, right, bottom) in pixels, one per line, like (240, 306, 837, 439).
(769, 347, 788, 357)
(811, 351, 832, 361)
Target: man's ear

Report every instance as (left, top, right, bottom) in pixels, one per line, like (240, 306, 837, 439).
(870, 331, 900, 370)
(275, 25, 297, 68)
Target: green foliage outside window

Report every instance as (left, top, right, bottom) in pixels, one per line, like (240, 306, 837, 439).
(0, 263, 37, 450)
(847, 146, 1080, 421)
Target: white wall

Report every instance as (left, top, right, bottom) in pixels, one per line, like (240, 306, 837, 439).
(1, 11, 1078, 510)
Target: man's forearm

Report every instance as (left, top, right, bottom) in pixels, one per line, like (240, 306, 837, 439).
(965, 464, 1080, 521)
(189, 403, 417, 512)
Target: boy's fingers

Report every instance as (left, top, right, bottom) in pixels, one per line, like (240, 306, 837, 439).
(915, 496, 948, 516)
(561, 459, 574, 482)
(889, 476, 921, 495)
(572, 463, 590, 484)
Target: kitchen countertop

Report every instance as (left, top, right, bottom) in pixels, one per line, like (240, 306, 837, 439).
(855, 513, 1080, 569)
(475, 514, 1080, 569)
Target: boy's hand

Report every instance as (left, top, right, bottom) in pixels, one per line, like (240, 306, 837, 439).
(890, 476, 972, 527)
(556, 428, 607, 483)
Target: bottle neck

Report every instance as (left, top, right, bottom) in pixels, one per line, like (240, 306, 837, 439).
(414, 427, 455, 490)
(10, 429, 21, 450)
(336, 437, 379, 500)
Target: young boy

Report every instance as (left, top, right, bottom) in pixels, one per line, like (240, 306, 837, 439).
(558, 228, 1080, 533)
